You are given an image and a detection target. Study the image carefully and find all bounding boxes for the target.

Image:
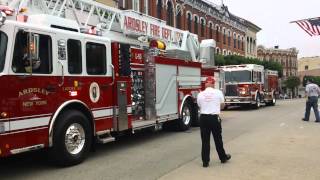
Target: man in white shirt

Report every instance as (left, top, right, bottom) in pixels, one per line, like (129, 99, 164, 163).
(303, 79, 320, 122)
(197, 76, 231, 167)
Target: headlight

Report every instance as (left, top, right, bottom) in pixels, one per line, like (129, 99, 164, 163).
(239, 90, 246, 95)
(238, 87, 248, 95)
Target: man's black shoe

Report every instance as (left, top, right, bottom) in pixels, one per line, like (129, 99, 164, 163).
(221, 154, 231, 163)
(302, 118, 309, 121)
(202, 162, 209, 167)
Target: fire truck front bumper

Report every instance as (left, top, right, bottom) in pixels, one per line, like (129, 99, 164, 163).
(224, 96, 254, 104)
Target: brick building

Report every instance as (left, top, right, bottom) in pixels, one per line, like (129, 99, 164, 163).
(257, 46, 298, 78)
(257, 46, 299, 96)
(113, 0, 261, 56)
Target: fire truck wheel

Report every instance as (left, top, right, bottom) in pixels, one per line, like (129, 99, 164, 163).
(254, 94, 261, 109)
(50, 110, 92, 166)
(267, 94, 276, 106)
(178, 101, 194, 131)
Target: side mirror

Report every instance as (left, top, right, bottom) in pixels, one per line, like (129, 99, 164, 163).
(28, 33, 39, 61)
(25, 32, 40, 73)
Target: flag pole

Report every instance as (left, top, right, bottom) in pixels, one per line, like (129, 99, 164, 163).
(290, 17, 320, 23)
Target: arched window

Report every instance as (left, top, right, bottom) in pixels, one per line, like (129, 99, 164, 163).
(132, 0, 140, 11)
(238, 35, 241, 49)
(209, 22, 213, 38)
(216, 47, 220, 54)
(157, 0, 162, 19)
(228, 30, 231, 46)
(216, 25, 220, 42)
(194, 16, 198, 34)
(233, 33, 236, 48)
(187, 13, 192, 32)
(247, 37, 250, 53)
(166, 1, 173, 26)
(176, 6, 182, 29)
(241, 37, 244, 50)
(223, 28, 226, 44)
(200, 18, 205, 37)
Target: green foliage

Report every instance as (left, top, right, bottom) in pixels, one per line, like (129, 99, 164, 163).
(284, 76, 300, 89)
(214, 55, 283, 77)
(302, 76, 320, 86)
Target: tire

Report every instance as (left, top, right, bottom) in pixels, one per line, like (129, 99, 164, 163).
(192, 106, 200, 127)
(253, 94, 261, 109)
(266, 94, 276, 106)
(177, 101, 194, 131)
(223, 105, 229, 110)
(49, 110, 92, 166)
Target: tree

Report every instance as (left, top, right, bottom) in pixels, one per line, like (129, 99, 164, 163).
(303, 76, 320, 87)
(284, 76, 300, 97)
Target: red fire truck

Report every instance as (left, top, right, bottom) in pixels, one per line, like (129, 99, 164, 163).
(221, 64, 278, 109)
(0, 0, 220, 166)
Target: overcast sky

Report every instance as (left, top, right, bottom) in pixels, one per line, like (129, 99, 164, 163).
(210, 0, 320, 58)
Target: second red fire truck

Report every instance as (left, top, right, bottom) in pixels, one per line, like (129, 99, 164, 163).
(221, 64, 279, 109)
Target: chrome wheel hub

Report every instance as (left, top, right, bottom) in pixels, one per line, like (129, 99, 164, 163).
(182, 106, 191, 125)
(65, 123, 85, 155)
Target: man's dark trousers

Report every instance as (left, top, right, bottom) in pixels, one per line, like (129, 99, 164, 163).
(200, 114, 227, 164)
(304, 96, 320, 121)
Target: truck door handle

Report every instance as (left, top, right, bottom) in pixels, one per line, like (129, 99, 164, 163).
(45, 85, 56, 92)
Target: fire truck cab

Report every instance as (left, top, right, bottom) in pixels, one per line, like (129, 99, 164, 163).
(221, 64, 278, 109)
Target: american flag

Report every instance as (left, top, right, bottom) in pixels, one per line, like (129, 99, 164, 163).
(293, 17, 320, 36)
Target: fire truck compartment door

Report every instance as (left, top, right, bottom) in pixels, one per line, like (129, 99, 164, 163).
(155, 64, 178, 116)
(116, 81, 128, 131)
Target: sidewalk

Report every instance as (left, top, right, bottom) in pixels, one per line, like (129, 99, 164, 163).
(159, 111, 320, 180)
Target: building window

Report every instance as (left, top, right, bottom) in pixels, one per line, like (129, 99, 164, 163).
(166, 1, 173, 26)
(223, 28, 226, 44)
(241, 37, 244, 51)
(86, 42, 106, 75)
(233, 34, 236, 48)
(247, 37, 249, 53)
(216, 26, 220, 42)
(209, 23, 213, 38)
(132, 0, 139, 11)
(187, 13, 192, 32)
(200, 18, 205, 37)
(228, 30, 231, 46)
(68, 39, 82, 74)
(304, 65, 308, 70)
(194, 16, 198, 34)
(119, 0, 125, 10)
(176, 6, 182, 29)
(157, 0, 162, 19)
(238, 35, 241, 49)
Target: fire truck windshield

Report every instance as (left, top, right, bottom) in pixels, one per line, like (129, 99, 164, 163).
(225, 70, 252, 83)
(0, 31, 7, 73)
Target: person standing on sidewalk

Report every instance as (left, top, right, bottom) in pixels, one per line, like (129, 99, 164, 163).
(197, 76, 231, 168)
(303, 79, 320, 122)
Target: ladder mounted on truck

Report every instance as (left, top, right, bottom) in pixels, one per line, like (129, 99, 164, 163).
(2, 0, 201, 61)
(7, 0, 121, 31)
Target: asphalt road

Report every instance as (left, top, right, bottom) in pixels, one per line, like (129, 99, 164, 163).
(0, 99, 309, 180)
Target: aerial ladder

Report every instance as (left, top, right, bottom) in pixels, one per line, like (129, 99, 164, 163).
(2, 0, 202, 61)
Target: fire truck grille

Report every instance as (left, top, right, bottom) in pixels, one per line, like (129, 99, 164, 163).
(225, 85, 238, 96)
